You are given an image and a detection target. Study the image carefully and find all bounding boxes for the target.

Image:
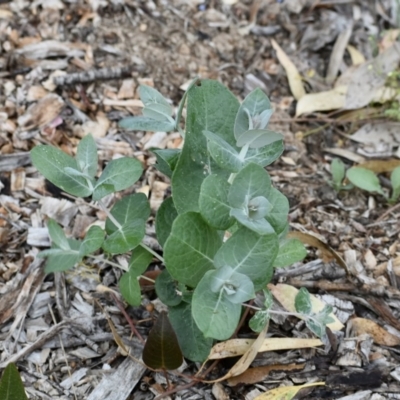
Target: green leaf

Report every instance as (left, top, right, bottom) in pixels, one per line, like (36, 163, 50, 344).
(31, 145, 93, 197)
(143, 103, 173, 122)
(249, 310, 270, 333)
(47, 219, 69, 250)
(142, 311, 183, 370)
(76, 134, 98, 178)
(79, 225, 105, 256)
(306, 319, 326, 339)
(128, 246, 153, 277)
(346, 167, 384, 195)
(274, 238, 307, 268)
(93, 157, 143, 200)
(244, 140, 284, 167)
(164, 212, 222, 287)
(152, 149, 181, 178)
(263, 288, 274, 309)
(331, 158, 346, 188)
(139, 85, 171, 109)
(209, 267, 255, 304)
(228, 163, 271, 209)
(265, 188, 289, 234)
(171, 80, 240, 214)
(105, 193, 150, 234)
(43, 239, 82, 273)
(120, 270, 141, 306)
(102, 219, 146, 254)
(199, 174, 235, 230)
(169, 302, 213, 362)
(155, 197, 178, 248)
(295, 288, 312, 315)
(236, 129, 283, 149)
(391, 166, 400, 201)
(192, 270, 241, 340)
(118, 116, 175, 132)
(203, 130, 242, 173)
(247, 196, 272, 219)
(0, 363, 28, 400)
(214, 227, 279, 290)
(230, 208, 275, 236)
(234, 88, 272, 139)
(155, 269, 182, 306)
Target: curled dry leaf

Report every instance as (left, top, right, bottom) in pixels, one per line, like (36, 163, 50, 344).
(349, 318, 400, 346)
(208, 337, 322, 360)
(254, 381, 325, 400)
(270, 39, 305, 101)
(227, 363, 305, 387)
(346, 45, 366, 65)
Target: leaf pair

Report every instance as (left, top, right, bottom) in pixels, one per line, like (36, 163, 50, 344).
(38, 219, 104, 273)
(119, 85, 176, 132)
(31, 134, 143, 201)
(199, 163, 288, 236)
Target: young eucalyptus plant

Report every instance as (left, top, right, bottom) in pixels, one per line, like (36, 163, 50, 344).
(31, 79, 329, 363)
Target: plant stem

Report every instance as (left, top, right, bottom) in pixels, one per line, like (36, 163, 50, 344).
(140, 242, 164, 263)
(97, 199, 122, 229)
(88, 254, 128, 271)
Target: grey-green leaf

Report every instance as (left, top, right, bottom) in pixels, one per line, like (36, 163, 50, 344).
(169, 302, 213, 362)
(230, 208, 275, 236)
(236, 129, 283, 149)
(234, 88, 272, 139)
(192, 270, 241, 340)
(118, 116, 175, 132)
(214, 227, 279, 290)
(31, 145, 93, 197)
(391, 166, 400, 201)
(120, 271, 141, 306)
(93, 157, 143, 200)
(76, 134, 98, 178)
(152, 149, 181, 178)
(346, 167, 384, 195)
(164, 212, 222, 287)
(203, 130, 242, 173)
(171, 80, 240, 214)
(199, 174, 235, 230)
(156, 197, 178, 248)
(79, 225, 105, 256)
(105, 193, 150, 234)
(295, 287, 312, 315)
(102, 219, 146, 254)
(331, 158, 346, 186)
(155, 269, 182, 307)
(47, 219, 70, 250)
(128, 246, 153, 277)
(265, 188, 289, 234)
(143, 103, 173, 121)
(228, 163, 271, 209)
(274, 238, 307, 268)
(249, 310, 270, 333)
(44, 239, 82, 273)
(244, 140, 284, 167)
(139, 85, 171, 108)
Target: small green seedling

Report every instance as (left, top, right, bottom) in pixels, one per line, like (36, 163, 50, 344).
(0, 363, 28, 400)
(329, 158, 353, 192)
(346, 165, 400, 204)
(31, 79, 335, 363)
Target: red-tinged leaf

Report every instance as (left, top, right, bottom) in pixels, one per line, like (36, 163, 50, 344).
(143, 311, 183, 370)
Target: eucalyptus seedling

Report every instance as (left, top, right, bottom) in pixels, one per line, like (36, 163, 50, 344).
(31, 79, 333, 363)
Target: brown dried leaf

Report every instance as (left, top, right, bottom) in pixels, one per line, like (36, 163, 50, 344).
(349, 318, 400, 346)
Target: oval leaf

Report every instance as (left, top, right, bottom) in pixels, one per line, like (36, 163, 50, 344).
(142, 311, 183, 370)
(118, 116, 175, 132)
(155, 197, 178, 248)
(236, 129, 283, 149)
(120, 270, 141, 306)
(164, 212, 222, 287)
(93, 158, 143, 200)
(346, 167, 384, 195)
(199, 174, 235, 230)
(31, 145, 93, 197)
(79, 225, 105, 256)
(155, 269, 182, 307)
(0, 363, 28, 400)
(76, 134, 98, 178)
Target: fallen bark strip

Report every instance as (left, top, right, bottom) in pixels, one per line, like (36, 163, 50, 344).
(53, 66, 144, 86)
